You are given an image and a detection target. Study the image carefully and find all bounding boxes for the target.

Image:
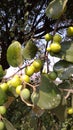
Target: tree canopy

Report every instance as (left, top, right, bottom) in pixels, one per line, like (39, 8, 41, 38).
(1, 1, 73, 129)
(0, 0, 73, 69)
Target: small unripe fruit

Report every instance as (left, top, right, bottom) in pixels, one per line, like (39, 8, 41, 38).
(21, 88, 30, 100)
(53, 34, 62, 43)
(44, 33, 52, 41)
(67, 26, 73, 36)
(48, 71, 57, 80)
(0, 121, 5, 130)
(50, 42, 61, 53)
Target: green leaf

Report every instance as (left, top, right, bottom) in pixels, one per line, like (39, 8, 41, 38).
(58, 80, 71, 89)
(22, 39, 38, 59)
(61, 41, 73, 63)
(37, 74, 61, 109)
(7, 41, 23, 67)
(53, 60, 73, 73)
(0, 65, 6, 79)
(46, 0, 67, 19)
(0, 88, 7, 105)
(59, 66, 73, 80)
(3, 118, 15, 130)
(51, 98, 67, 121)
(53, 60, 73, 80)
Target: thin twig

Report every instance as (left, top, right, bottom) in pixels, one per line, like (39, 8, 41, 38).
(60, 89, 73, 99)
(20, 93, 34, 107)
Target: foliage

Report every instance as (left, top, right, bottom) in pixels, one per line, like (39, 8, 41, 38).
(0, 0, 73, 130)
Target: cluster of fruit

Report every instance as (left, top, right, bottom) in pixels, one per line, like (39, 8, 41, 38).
(45, 26, 73, 54)
(45, 33, 62, 53)
(0, 59, 43, 106)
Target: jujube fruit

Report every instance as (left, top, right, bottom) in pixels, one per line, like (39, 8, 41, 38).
(50, 42, 61, 53)
(67, 26, 73, 36)
(53, 34, 62, 43)
(10, 75, 21, 88)
(0, 106, 6, 115)
(0, 121, 5, 130)
(20, 88, 30, 100)
(44, 33, 52, 41)
(25, 65, 35, 76)
(21, 75, 30, 83)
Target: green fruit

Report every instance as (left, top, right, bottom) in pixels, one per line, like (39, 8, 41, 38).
(0, 121, 4, 130)
(20, 88, 30, 100)
(25, 65, 35, 76)
(53, 34, 62, 43)
(0, 106, 6, 115)
(11, 75, 21, 88)
(22, 75, 30, 83)
(50, 42, 61, 53)
(31, 92, 40, 105)
(32, 59, 42, 72)
(7, 40, 23, 67)
(0, 83, 8, 91)
(48, 71, 57, 80)
(44, 33, 52, 41)
(67, 26, 73, 36)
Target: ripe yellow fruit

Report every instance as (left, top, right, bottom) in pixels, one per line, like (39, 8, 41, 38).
(44, 33, 52, 41)
(67, 107, 73, 114)
(25, 65, 35, 76)
(16, 85, 22, 95)
(32, 59, 42, 72)
(10, 75, 21, 88)
(53, 34, 62, 43)
(50, 42, 61, 53)
(0, 83, 8, 91)
(22, 75, 30, 83)
(0, 106, 6, 115)
(67, 26, 73, 36)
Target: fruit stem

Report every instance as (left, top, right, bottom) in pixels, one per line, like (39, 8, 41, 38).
(72, 95, 73, 108)
(44, 41, 50, 73)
